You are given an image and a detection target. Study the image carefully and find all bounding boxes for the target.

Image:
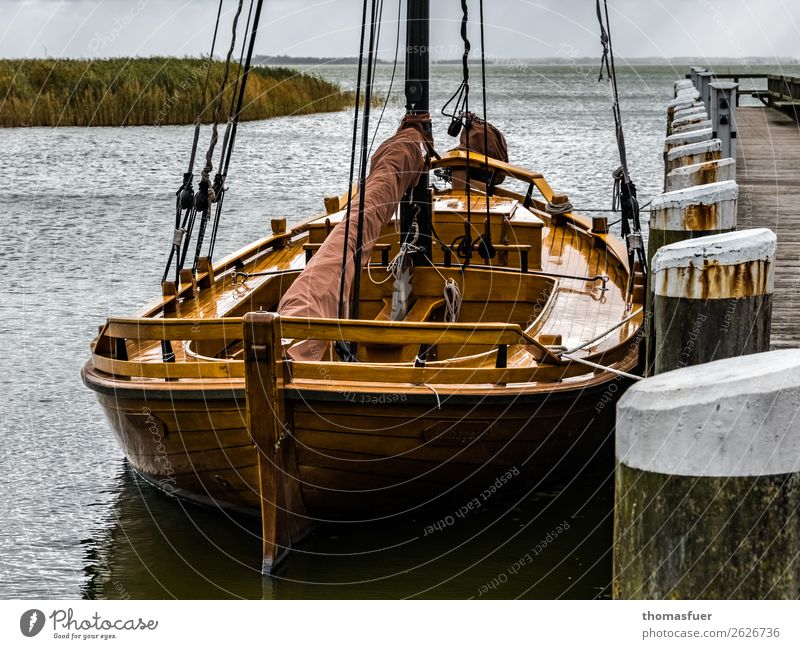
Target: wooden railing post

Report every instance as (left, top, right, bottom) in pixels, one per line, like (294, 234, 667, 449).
(243, 312, 311, 575)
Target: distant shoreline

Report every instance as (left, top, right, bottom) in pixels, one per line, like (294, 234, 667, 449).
(0, 57, 353, 128)
(255, 54, 799, 67)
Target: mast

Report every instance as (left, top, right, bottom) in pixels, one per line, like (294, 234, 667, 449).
(401, 0, 433, 264)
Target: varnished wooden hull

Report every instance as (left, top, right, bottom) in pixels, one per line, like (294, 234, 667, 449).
(84, 364, 627, 517)
(84, 379, 261, 514)
(287, 378, 622, 516)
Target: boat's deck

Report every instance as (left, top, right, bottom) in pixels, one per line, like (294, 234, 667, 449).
(111, 198, 635, 365)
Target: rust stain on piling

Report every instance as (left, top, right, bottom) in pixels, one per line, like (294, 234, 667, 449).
(656, 259, 773, 299)
(698, 162, 719, 186)
(683, 203, 720, 232)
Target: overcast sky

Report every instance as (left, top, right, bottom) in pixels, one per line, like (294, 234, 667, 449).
(1, 0, 798, 61)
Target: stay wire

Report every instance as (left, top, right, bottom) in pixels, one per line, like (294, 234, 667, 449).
(208, 0, 258, 261)
(368, 0, 402, 156)
(192, 0, 246, 274)
(478, 0, 492, 253)
(460, 0, 472, 265)
(221, 0, 265, 179)
(201, 0, 244, 186)
(163, 0, 224, 285)
(200, 0, 226, 118)
(350, 0, 380, 323)
(596, 0, 646, 292)
(337, 0, 370, 320)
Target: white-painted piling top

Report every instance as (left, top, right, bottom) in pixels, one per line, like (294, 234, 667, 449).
(668, 93, 701, 109)
(665, 128, 712, 147)
(672, 113, 710, 128)
(674, 79, 695, 93)
(674, 106, 707, 121)
(652, 227, 776, 273)
(672, 120, 713, 135)
(650, 180, 738, 211)
(667, 138, 722, 161)
(667, 157, 735, 180)
(617, 349, 800, 477)
(677, 87, 700, 98)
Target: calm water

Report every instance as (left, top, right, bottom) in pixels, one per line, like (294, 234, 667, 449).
(1, 64, 791, 599)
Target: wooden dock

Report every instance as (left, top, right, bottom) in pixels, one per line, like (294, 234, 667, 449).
(736, 106, 800, 348)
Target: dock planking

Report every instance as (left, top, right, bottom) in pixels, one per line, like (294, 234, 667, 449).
(736, 106, 800, 348)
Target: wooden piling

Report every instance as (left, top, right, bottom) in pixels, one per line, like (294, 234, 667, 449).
(666, 158, 735, 191)
(667, 94, 702, 123)
(674, 79, 694, 95)
(671, 117, 712, 135)
(663, 130, 713, 187)
(243, 312, 312, 575)
(651, 228, 775, 373)
(648, 180, 738, 255)
(614, 349, 800, 599)
(664, 127, 711, 154)
(673, 105, 707, 122)
(666, 138, 722, 175)
(645, 180, 738, 374)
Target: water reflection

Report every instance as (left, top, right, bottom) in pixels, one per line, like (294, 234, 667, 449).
(82, 460, 613, 599)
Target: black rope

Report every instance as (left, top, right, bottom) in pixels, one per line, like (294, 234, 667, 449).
(191, 0, 245, 274)
(201, 0, 226, 115)
(337, 0, 371, 321)
(207, 0, 265, 263)
(596, 0, 647, 290)
(221, 0, 264, 178)
(459, 0, 472, 265)
(350, 0, 380, 324)
(226, 0, 255, 120)
(206, 0, 255, 261)
(203, 0, 244, 184)
(368, 0, 401, 156)
(476, 0, 494, 260)
(162, 0, 225, 286)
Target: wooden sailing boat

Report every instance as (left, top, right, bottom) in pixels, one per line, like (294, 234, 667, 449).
(82, 0, 646, 573)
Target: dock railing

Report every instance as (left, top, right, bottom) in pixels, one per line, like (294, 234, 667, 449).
(686, 70, 800, 118)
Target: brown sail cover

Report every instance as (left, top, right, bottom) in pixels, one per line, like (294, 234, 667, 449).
(278, 113, 434, 360)
(457, 112, 508, 183)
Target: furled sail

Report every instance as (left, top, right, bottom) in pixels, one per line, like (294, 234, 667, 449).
(457, 112, 508, 183)
(279, 113, 434, 360)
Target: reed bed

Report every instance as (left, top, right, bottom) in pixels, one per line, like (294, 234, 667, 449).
(0, 57, 353, 127)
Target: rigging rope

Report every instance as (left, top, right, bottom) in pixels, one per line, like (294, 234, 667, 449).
(207, 0, 259, 261)
(161, 0, 225, 286)
(337, 0, 371, 320)
(596, 0, 647, 301)
(368, 0, 401, 155)
(350, 0, 380, 323)
(460, 0, 472, 265)
(191, 0, 246, 274)
(476, 0, 494, 260)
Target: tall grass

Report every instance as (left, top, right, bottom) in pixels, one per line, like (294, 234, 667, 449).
(0, 57, 353, 127)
